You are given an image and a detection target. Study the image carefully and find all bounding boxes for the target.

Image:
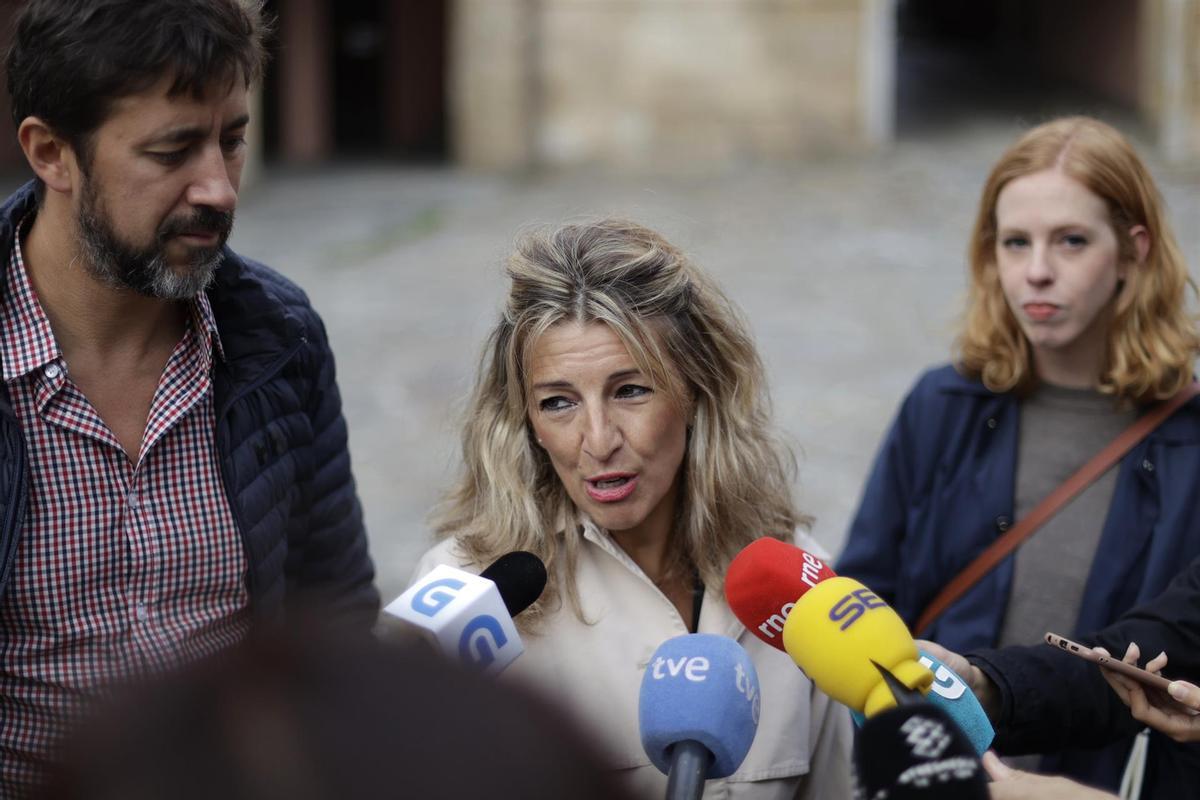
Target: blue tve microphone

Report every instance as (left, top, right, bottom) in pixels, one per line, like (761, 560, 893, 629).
(849, 649, 994, 755)
(639, 634, 760, 800)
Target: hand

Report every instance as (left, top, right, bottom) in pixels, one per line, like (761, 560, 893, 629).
(1097, 642, 1200, 743)
(983, 751, 1118, 799)
(915, 639, 1000, 718)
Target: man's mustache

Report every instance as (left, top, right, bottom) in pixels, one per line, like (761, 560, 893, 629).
(158, 207, 234, 242)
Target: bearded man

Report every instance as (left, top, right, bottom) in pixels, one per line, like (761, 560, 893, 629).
(0, 1, 378, 791)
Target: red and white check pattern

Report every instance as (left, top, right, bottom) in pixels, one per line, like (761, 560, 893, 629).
(0, 224, 251, 794)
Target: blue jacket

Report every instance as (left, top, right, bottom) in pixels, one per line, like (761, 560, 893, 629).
(0, 182, 379, 627)
(838, 364, 1200, 795)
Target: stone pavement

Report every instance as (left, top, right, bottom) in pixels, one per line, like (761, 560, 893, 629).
(226, 121, 1200, 603)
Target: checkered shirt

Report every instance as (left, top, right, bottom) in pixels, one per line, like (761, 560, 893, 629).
(0, 223, 251, 794)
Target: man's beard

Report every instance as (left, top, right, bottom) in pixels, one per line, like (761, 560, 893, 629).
(75, 178, 234, 301)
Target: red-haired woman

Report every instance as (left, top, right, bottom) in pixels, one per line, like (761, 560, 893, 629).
(838, 116, 1200, 797)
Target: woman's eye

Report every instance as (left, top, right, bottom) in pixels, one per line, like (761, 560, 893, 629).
(1062, 233, 1088, 248)
(1001, 236, 1029, 249)
(615, 384, 651, 399)
(539, 396, 573, 412)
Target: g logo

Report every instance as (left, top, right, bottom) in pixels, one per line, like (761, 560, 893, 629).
(919, 655, 967, 701)
(459, 615, 509, 669)
(411, 578, 465, 617)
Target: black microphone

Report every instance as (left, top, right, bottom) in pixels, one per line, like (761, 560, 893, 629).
(854, 701, 988, 799)
(854, 661, 987, 798)
(872, 659, 927, 708)
(480, 551, 548, 617)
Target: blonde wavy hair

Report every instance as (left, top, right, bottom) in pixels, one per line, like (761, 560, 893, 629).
(433, 219, 801, 628)
(959, 116, 1199, 403)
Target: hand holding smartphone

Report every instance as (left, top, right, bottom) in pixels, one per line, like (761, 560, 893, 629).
(1043, 632, 1173, 692)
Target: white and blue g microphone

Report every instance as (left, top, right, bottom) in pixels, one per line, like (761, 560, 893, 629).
(639, 633, 761, 800)
(849, 649, 994, 755)
(383, 552, 547, 676)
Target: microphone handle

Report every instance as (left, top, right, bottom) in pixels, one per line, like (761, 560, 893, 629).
(665, 739, 712, 800)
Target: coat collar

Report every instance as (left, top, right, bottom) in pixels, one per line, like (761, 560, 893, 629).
(934, 362, 1200, 441)
(933, 364, 1005, 398)
(204, 248, 307, 395)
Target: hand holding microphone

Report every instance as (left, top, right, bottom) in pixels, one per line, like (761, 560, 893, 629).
(917, 639, 1001, 720)
(383, 551, 547, 675)
(639, 633, 760, 800)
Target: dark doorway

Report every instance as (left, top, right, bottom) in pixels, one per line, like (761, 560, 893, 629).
(895, 0, 1142, 136)
(381, 2, 448, 160)
(333, 0, 385, 154)
(262, 0, 447, 163)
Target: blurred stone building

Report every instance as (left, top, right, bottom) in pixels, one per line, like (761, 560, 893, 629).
(280, 0, 1200, 171)
(0, 0, 1195, 172)
(445, 0, 1198, 169)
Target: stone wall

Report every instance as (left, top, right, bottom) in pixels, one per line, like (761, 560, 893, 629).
(1140, 0, 1200, 163)
(452, 0, 870, 170)
(1191, 0, 1200, 160)
(451, 0, 1200, 169)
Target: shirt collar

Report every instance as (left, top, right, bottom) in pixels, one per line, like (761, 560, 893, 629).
(190, 288, 226, 367)
(576, 514, 744, 639)
(2, 215, 63, 382)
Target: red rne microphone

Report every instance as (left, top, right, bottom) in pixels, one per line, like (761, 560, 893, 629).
(725, 538, 837, 651)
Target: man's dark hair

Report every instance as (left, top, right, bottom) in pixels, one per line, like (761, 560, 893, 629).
(5, 0, 271, 162)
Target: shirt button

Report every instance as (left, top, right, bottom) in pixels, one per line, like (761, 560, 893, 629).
(996, 516, 1011, 532)
(1142, 459, 1155, 473)
(45, 364, 61, 379)
(135, 604, 148, 622)
(128, 492, 140, 510)
(986, 418, 997, 430)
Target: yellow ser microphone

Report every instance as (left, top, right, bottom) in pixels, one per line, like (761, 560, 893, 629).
(781, 576, 934, 717)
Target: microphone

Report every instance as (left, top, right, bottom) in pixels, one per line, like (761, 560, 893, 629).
(480, 551, 548, 617)
(913, 650, 993, 754)
(382, 551, 548, 675)
(725, 540, 993, 752)
(854, 698, 988, 798)
(639, 634, 760, 800)
(725, 538, 836, 651)
(781, 575, 933, 717)
(848, 650, 994, 756)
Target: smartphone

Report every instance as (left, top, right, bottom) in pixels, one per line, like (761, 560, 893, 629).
(1044, 632, 1173, 692)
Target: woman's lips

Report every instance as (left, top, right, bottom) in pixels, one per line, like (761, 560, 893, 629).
(1023, 302, 1060, 322)
(585, 474, 638, 502)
